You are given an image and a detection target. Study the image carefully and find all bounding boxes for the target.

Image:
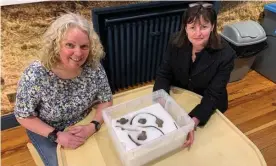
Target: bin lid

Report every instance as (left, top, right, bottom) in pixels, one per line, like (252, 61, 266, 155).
(220, 20, 267, 46)
(264, 3, 276, 13)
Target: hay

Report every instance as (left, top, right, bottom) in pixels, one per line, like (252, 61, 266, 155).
(217, 1, 273, 32)
(1, 1, 275, 115)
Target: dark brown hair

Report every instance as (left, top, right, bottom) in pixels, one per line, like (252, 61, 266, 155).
(173, 2, 222, 49)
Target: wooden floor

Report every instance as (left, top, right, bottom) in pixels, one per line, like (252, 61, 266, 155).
(1, 70, 276, 166)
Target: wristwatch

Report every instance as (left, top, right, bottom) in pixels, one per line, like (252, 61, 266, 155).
(90, 120, 101, 132)
(47, 129, 59, 142)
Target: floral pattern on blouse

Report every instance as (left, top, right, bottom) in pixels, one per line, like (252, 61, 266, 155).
(14, 61, 112, 131)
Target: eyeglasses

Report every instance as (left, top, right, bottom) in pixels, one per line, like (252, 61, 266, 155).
(189, 3, 213, 8)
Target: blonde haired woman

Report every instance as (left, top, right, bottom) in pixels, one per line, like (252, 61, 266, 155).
(14, 13, 112, 166)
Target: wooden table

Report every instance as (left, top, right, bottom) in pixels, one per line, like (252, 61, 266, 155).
(56, 85, 267, 166)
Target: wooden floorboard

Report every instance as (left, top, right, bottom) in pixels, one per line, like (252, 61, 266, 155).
(247, 123, 276, 166)
(263, 144, 276, 166)
(227, 70, 275, 101)
(238, 111, 276, 134)
(1, 127, 35, 166)
(2, 126, 29, 154)
(225, 85, 276, 126)
(1, 70, 276, 166)
(247, 124, 276, 150)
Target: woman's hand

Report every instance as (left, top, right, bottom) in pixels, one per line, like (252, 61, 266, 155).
(56, 131, 86, 149)
(183, 117, 200, 148)
(67, 124, 95, 140)
(183, 129, 194, 148)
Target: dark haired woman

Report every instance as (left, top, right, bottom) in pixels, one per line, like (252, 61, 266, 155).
(153, 2, 236, 147)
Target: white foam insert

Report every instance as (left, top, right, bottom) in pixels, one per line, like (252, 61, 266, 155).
(112, 103, 179, 151)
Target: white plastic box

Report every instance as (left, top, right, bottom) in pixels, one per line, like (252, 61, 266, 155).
(102, 89, 195, 166)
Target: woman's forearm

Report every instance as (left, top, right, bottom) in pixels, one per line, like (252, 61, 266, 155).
(93, 101, 113, 124)
(17, 117, 55, 137)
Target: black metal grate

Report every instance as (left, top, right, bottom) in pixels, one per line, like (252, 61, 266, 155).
(106, 13, 182, 91)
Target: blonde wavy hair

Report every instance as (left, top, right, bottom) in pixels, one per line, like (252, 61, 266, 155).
(40, 13, 105, 69)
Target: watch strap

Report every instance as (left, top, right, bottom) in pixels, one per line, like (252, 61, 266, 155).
(90, 120, 100, 132)
(48, 129, 59, 142)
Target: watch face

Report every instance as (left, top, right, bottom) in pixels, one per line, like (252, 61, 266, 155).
(92, 121, 101, 131)
(96, 123, 101, 131)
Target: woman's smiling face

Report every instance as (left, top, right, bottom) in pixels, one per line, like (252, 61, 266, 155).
(58, 27, 90, 71)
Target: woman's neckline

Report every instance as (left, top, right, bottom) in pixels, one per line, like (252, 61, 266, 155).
(50, 67, 83, 80)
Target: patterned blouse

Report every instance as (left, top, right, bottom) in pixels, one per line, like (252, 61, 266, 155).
(14, 61, 112, 131)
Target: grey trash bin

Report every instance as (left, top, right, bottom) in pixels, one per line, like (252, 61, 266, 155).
(221, 20, 268, 82)
(252, 3, 276, 83)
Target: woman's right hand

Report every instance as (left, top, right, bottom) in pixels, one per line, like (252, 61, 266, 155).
(56, 131, 86, 149)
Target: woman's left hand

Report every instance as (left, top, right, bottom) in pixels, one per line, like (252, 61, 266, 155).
(183, 129, 194, 148)
(67, 124, 95, 140)
(183, 117, 200, 148)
